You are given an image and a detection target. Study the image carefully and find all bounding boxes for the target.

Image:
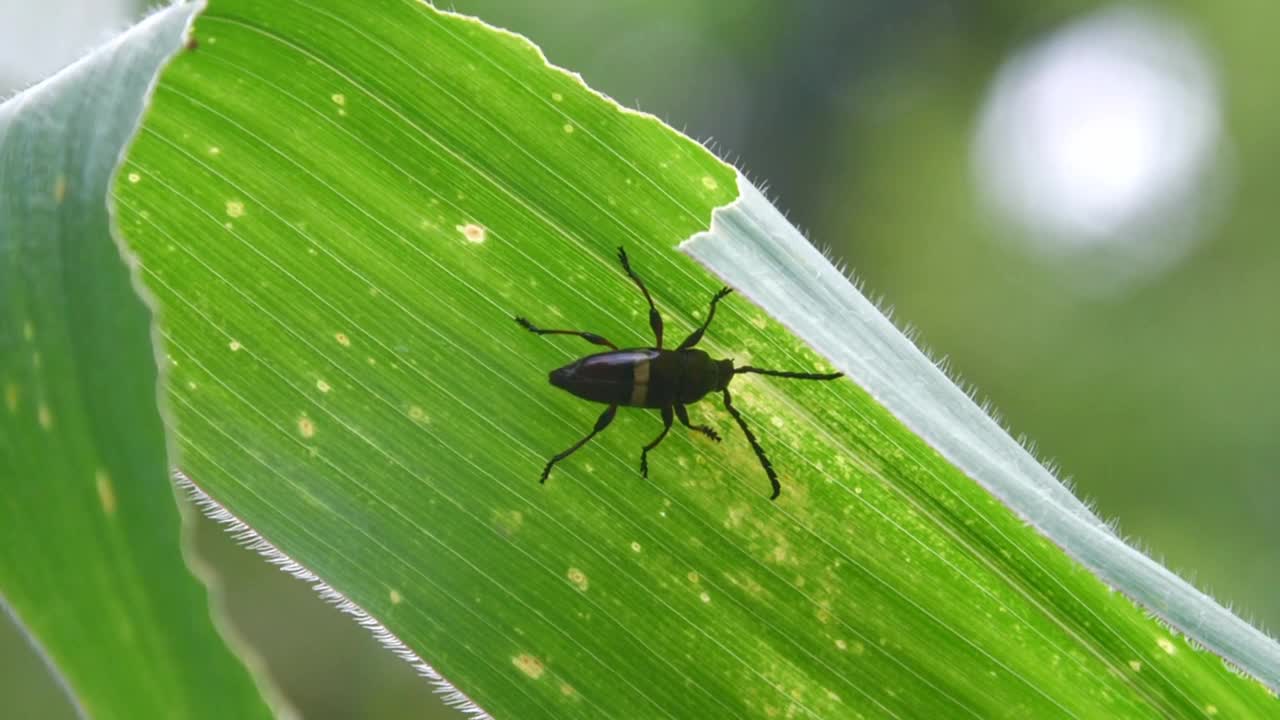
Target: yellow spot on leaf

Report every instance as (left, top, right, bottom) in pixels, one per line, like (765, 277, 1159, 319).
(389, 589, 402, 605)
(37, 404, 53, 430)
(725, 504, 748, 529)
(228, 340, 242, 351)
(96, 470, 117, 515)
(567, 567, 588, 592)
(456, 223, 486, 244)
(699, 591, 711, 604)
(316, 379, 331, 393)
(559, 682, 576, 697)
(1157, 637, 1176, 655)
(513, 653, 544, 679)
(23, 321, 33, 341)
(54, 176, 67, 202)
(562, 122, 574, 134)
(127, 172, 141, 184)
(701, 175, 718, 190)
(225, 200, 245, 218)
(331, 93, 346, 106)
(335, 332, 351, 347)
(1128, 660, 1142, 672)
(298, 415, 316, 439)
(4, 384, 18, 413)
(407, 405, 429, 423)
(630, 541, 641, 553)
(551, 92, 564, 102)
(208, 146, 221, 156)
(493, 509, 524, 538)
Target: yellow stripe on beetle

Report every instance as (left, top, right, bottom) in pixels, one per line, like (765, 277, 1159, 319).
(630, 359, 651, 406)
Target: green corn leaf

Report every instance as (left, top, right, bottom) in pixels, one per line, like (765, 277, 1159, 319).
(0, 5, 275, 719)
(15, 0, 1270, 717)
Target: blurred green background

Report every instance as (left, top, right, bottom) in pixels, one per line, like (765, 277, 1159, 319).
(3, 0, 1276, 717)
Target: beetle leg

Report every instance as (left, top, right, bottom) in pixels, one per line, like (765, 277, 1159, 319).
(515, 317, 617, 350)
(639, 405, 675, 478)
(541, 405, 618, 483)
(677, 287, 732, 350)
(721, 388, 781, 500)
(617, 247, 664, 348)
(674, 403, 721, 443)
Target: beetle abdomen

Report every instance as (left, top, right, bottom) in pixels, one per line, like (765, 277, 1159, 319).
(549, 348, 722, 408)
(550, 349, 660, 406)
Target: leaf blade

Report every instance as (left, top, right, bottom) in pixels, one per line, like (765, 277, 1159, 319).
(0, 5, 276, 719)
(115, 1, 1279, 718)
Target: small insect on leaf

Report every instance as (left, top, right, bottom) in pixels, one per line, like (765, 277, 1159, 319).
(516, 247, 842, 500)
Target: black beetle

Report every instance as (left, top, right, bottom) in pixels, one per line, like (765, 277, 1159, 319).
(517, 247, 841, 500)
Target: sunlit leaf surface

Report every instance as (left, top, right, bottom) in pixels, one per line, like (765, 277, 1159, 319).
(115, 1, 1277, 717)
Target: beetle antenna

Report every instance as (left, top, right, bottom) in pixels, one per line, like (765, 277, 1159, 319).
(735, 366, 842, 381)
(721, 388, 781, 500)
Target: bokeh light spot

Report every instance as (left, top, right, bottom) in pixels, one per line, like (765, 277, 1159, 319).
(974, 7, 1226, 290)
